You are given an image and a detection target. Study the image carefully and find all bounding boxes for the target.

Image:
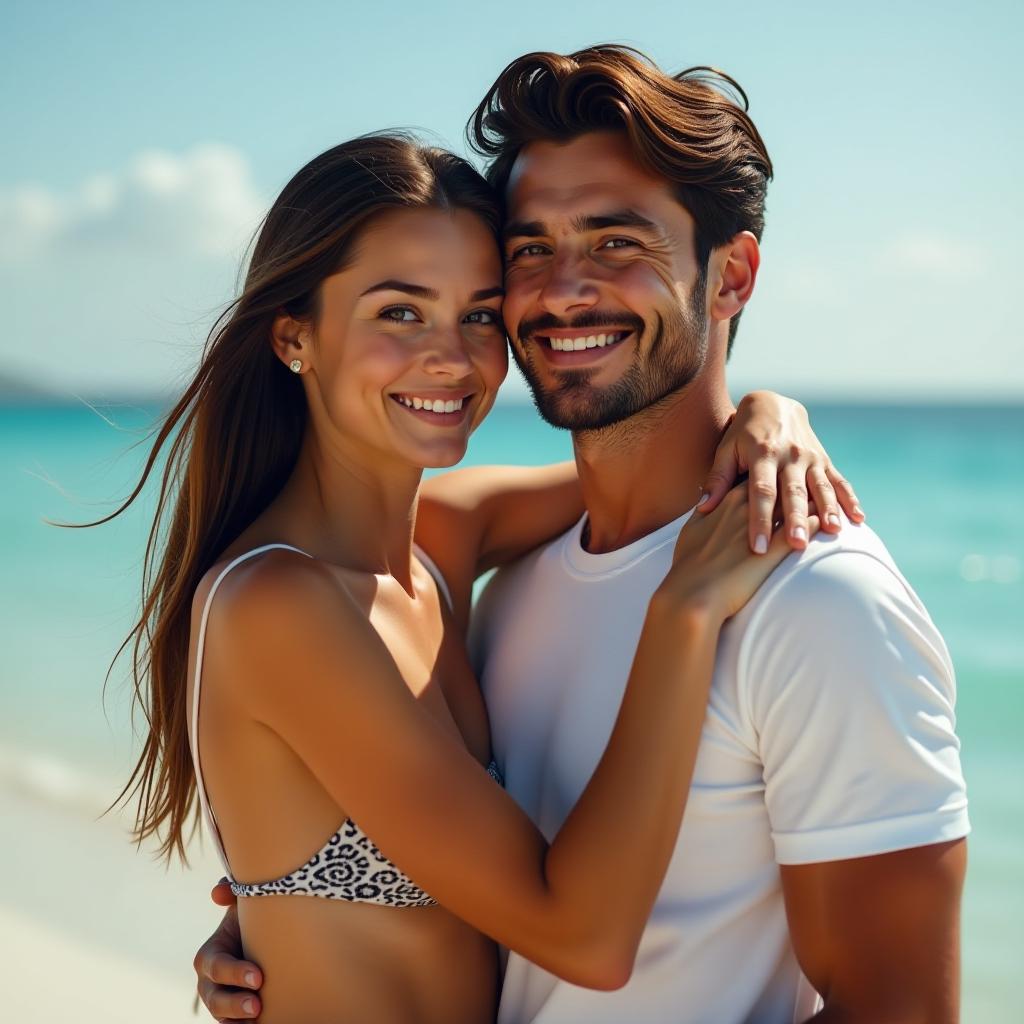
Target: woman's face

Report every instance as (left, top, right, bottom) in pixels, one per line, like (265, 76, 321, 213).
(307, 207, 508, 470)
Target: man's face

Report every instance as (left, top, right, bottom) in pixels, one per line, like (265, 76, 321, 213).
(502, 131, 709, 431)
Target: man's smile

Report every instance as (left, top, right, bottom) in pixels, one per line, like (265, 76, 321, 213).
(527, 328, 636, 367)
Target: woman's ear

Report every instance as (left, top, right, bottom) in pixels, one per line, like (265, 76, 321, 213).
(271, 312, 312, 374)
(709, 231, 760, 324)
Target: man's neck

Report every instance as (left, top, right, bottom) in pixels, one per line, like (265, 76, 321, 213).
(572, 370, 734, 554)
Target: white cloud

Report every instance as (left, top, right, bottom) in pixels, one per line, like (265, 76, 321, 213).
(877, 233, 989, 281)
(0, 144, 266, 265)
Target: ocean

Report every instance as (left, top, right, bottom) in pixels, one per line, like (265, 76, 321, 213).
(1, 400, 1021, 1020)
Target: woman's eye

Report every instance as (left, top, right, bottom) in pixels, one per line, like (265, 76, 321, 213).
(381, 306, 419, 323)
(465, 309, 502, 327)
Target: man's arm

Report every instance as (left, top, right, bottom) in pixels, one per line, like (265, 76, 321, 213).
(783, 839, 966, 1021)
(418, 393, 867, 631)
(416, 463, 583, 631)
(192, 891, 262, 1021)
(742, 540, 970, 1022)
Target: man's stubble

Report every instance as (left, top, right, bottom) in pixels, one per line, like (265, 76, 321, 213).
(511, 273, 709, 437)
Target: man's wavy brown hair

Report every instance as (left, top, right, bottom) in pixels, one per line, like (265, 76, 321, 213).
(468, 45, 773, 354)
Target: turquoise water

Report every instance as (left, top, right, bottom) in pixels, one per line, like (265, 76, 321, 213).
(1, 401, 1022, 1018)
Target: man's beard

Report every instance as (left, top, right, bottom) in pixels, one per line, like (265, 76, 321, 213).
(512, 276, 708, 432)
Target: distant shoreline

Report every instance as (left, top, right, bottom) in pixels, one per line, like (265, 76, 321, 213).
(2, 395, 1023, 411)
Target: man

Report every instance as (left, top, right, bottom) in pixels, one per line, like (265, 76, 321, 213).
(197, 46, 968, 1021)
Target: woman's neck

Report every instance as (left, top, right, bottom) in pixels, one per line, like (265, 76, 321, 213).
(260, 430, 424, 593)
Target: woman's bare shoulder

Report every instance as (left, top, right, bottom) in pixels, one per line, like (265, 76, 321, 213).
(193, 549, 376, 701)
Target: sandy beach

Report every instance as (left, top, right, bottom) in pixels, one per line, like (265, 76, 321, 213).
(0, 751, 225, 1023)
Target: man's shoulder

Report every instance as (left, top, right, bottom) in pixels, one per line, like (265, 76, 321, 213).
(730, 516, 954, 726)
(743, 517, 919, 627)
(468, 527, 572, 648)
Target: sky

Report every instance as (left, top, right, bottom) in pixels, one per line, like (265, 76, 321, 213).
(2, 0, 1022, 402)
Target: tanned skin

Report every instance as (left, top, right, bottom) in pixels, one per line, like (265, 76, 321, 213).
(178, 200, 833, 1023)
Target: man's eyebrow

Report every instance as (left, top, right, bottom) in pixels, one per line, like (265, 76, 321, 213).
(360, 280, 439, 300)
(502, 210, 659, 240)
(503, 220, 546, 240)
(572, 210, 659, 233)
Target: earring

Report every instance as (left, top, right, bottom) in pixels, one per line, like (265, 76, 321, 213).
(289, 359, 302, 374)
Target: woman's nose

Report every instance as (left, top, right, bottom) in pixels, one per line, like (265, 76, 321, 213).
(423, 326, 474, 377)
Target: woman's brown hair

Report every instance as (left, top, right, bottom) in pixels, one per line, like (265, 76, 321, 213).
(94, 133, 500, 861)
(468, 44, 773, 354)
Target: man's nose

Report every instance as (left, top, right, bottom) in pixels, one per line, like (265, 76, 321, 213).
(537, 254, 600, 318)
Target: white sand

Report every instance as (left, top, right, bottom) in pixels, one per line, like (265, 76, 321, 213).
(0, 775, 227, 1023)
(1, 906, 197, 1023)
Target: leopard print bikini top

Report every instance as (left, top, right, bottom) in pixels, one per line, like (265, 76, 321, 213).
(188, 543, 502, 908)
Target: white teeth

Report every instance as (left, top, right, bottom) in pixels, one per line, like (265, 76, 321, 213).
(396, 395, 465, 413)
(547, 333, 625, 352)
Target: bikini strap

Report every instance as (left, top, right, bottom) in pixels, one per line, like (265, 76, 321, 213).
(189, 544, 312, 874)
(413, 544, 454, 613)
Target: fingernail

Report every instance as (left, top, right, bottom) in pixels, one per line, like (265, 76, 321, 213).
(696, 492, 710, 508)
(791, 526, 807, 543)
(853, 504, 864, 519)
(827, 513, 841, 528)
(244, 971, 258, 987)
(754, 534, 769, 554)
(243, 997, 257, 1015)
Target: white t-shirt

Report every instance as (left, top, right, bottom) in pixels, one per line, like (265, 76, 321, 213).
(470, 511, 969, 1024)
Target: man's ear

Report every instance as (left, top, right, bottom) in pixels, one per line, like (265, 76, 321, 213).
(709, 231, 760, 324)
(270, 312, 312, 373)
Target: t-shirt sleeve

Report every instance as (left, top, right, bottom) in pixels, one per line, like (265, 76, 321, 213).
(740, 548, 970, 865)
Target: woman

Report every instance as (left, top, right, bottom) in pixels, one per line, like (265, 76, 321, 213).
(109, 134, 855, 1023)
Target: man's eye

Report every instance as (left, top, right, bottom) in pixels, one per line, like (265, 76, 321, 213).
(381, 306, 419, 323)
(600, 238, 638, 250)
(509, 243, 549, 259)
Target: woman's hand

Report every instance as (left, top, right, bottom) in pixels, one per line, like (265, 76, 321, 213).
(697, 391, 864, 554)
(659, 484, 820, 624)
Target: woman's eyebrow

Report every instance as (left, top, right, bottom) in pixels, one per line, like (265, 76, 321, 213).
(360, 280, 439, 300)
(360, 281, 504, 302)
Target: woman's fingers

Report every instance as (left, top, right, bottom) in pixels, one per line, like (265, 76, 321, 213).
(747, 457, 779, 554)
(809, 467, 842, 533)
(827, 467, 865, 522)
(778, 462, 811, 549)
(697, 441, 740, 515)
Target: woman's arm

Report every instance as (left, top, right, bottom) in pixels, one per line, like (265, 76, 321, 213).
(215, 489, 803, 990)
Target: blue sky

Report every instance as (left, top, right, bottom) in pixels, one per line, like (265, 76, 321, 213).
(3, 0, 1021, 401)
